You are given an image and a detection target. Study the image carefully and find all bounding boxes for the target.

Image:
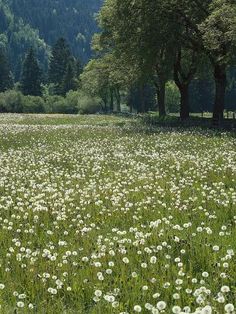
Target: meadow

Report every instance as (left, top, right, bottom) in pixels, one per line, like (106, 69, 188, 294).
(0, 114, 235, 314)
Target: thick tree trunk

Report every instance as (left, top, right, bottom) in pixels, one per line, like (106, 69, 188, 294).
(179, 84, 190, 120)
(173, 48, 196, 121)
(155, 79, 166, 117)
(213, 64, 227, 126)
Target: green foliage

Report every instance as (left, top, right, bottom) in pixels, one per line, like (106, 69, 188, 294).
(165, 81, 180, 113)
(64, 90, 80, 114)
(48, 38, 80, 96)
(61, 62, 78, 96)
(77, 91, 102, 114)
(48, 38, 71, 86)
(44, 96, 67, 114)
(20, 47, 42, 96)
(0, 48, 13, 92)
(199, 0, 236, 65)
(0, 0, 101, 79)
(94, 0, 236, 121)
(22, 96, 45, 113)
(0, 90, 23, 112)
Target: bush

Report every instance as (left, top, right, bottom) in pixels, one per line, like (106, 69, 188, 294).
(0, 89, 102, 114)
(22, 96, 45, 113)
(65, 91, 79, 114)
(44, 96, 66, 113)
(77, 91, 102, 114)
(166, 81, 180, 113)
(0, 90, 23, 113)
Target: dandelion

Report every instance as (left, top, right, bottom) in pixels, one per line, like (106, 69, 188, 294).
(157, 301, 166, 310)
(17, 301, 24, 308)
(172, 306, 181, 313)
(225, 304, 234, 313)
(134, 305, 142, 312)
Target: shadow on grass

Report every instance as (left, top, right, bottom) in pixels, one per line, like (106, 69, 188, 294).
(139, 113, 236, 132)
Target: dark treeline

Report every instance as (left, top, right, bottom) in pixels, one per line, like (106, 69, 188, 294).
(0, 0, 101, 79)
(0, 38, 81, 97)
(80, 0, 236, 125)
(0, 38, 101, 114)
(0, 0, 236, 124)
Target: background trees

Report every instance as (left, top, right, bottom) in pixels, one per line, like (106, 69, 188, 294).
(0, 48, 13, 92)
(0, 0, 235, 122)
(0, 0, 101, 78)
(20, 47, 42, 96)
(93, 0, 236, 123)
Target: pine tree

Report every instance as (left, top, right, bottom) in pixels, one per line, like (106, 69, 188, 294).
(48, 38, 72, 94)
(0, 48, 13, 92)
(20, 47, 42, 96)
(76, 59, 83, 78)
(61, 61, 77, 96)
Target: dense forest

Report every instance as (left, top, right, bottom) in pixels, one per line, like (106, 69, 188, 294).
(0, 0, 235, 126)
(0, 0, 101, 78)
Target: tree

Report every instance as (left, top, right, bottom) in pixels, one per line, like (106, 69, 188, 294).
(0, 48, 13, 92)
(173, 48, 198, 119)
(97, 0, 197, 118)
(48, 38, 72, 95)
(76, 59, 83, 79)
(20, 47, 42, 96)
(199, 0, 236, 124)
(81, 54, 125, 112)
(61, 61, 78, 96)
(162, 0, 236, 124)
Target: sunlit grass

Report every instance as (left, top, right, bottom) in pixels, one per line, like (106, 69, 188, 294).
(0, 114, 235, 313)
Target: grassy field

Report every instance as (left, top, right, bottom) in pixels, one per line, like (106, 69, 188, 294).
(0, 114, 235, 313)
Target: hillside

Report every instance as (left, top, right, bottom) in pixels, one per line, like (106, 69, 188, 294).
(0, 0, 102, 79)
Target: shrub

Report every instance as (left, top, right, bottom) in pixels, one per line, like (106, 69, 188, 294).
(44, 96, 67, 113)
(77, 91, 102, 114)
(65, 91, 79, 114)
(0, 90, 23, 113)
(22, 96, 45, 113)
(166, 81, 180, 113)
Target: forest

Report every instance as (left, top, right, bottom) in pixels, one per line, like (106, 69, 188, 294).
(0, 0, 236, 124)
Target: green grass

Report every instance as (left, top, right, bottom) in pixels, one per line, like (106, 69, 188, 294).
(0, 114, 235, 313)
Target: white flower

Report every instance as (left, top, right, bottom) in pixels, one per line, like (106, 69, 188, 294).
(201, 305, 212, 314)
(202, 272, 209, 278)
(145, 303, 153, 310)
(17, 301, 24, 308)
(157, 301, 166, 310)
(225, 304, 234, 313)
(134, 305, 142, 312)
(172, 305, 181, 313)
(221, 285, 230, 293)
(122, 257, 129, 264)
(94, 290, 102, 297)
(213, 245, 219, 251)
(150, 256, 157, 264)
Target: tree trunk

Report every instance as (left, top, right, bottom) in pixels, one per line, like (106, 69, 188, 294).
(110, 88, 114, 112)
(115, 88, 121, 112)
(129, 103, 133, 113)
(156, 79, 166, 117)
(139, 84, 145, 113)
(179, 84, 190, 120)
(213, 64, 227, 126)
